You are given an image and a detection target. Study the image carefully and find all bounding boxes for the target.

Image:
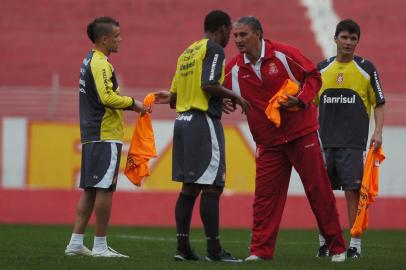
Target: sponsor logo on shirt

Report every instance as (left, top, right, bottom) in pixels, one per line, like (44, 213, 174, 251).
(79, 79, 86, 94)
(336, 73, 344, 84)
(79, 79, 86, 87)
(323, 94, 356, 104)
(82, 58, 90, 66)
(269, 62, 278, 75)
(209, 54, 219, 81)
(373, 71, 384, 100)
(304, 143, 315, 148)
(102, 68, 109, 88)
(179, 60, 196, 71)
(176, 114, 193, 121)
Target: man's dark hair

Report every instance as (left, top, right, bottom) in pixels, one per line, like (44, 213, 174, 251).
(235, 16, 263, 39)
(87, 16, 120, 43)
(204, 10, 231, 33)
(335, 19, 361, 39)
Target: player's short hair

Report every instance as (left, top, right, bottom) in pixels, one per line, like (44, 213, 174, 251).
(235, 16, 263, 39)
(87, 16, 120, 44)
(204, 10, 231, 33)
(335, 19, 361, 39)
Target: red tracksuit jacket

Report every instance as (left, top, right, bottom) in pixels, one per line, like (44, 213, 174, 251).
(224, 40, 322, 147)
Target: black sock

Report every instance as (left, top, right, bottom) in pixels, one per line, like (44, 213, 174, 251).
(175, 192, 197, 252)
(200, 192, 222, 255)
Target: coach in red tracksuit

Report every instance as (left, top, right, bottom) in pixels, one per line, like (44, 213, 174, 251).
(224, 16, 346, 262)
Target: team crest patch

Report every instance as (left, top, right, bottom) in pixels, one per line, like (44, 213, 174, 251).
(269, 62, 278, 75)
(336, 73, 344, 84)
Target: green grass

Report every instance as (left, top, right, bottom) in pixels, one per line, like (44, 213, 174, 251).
(0, 225, 405, 270)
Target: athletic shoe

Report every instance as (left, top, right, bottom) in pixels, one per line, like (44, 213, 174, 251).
(65, 245, 92, 256)
(245, 254, 263, 261)
(91, 246, 129, 258)
(331, 252, 346, 262)
(205, 250, 243, 263)
(347, 247, 361, 258)
(316, 244, 329, 257)
(174, 249, 200, 261)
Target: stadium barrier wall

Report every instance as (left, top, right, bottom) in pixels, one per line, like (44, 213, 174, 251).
(1, 117, 406, 228)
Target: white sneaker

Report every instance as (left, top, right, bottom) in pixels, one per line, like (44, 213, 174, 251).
(65, 245, 92, 256)
(91, 246, 129, 258)
(331, 252, 346, 262)
(245, 255, 262, 261)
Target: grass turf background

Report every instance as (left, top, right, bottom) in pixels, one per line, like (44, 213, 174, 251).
(0, 225, 404, 270)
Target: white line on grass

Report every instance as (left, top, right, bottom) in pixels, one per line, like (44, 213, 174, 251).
(115, 234, 311, 245)
(115, 234, 403, 248)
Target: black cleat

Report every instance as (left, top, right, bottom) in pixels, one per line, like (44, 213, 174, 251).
(205, 250, 243, 263)
(347, 247, 361, 258)
(316, 244, 330, 257)
(174, 249, 200, 261)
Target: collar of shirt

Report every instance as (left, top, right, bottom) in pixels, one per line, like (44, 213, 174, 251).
(244, 39, 265, 80)
(243, 39, 265, 64)
(93, 49, 109, 60)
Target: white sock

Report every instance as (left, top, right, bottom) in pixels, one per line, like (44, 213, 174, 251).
(319, 234, 326, 246)
(350, 237, 361, 253)
(93, 236, 108, 252)
(68, 233, 84, 249)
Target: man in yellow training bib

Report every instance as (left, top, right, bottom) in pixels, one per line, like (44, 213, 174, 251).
(155, 10, 249, 263)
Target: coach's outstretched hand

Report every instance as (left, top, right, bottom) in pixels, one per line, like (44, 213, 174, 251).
(235, 95, 251, 114)
(222, 98, 236, 114)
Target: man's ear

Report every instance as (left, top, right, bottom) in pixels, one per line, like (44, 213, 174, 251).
(101, 35, 108, 45)
(220, 25, 227, 34)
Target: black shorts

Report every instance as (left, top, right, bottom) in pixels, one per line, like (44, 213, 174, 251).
(80, 142, 122, 191)
(324, 148, 364, 190)
(172, 110, 226, 186)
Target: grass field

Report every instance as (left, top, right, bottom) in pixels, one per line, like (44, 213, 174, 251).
(0, 225, 404, 270)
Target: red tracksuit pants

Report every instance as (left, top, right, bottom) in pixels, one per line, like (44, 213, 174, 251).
(250, 132, 346, 259)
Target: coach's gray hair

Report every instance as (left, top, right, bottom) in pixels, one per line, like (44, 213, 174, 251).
(235, 16, 263, 39)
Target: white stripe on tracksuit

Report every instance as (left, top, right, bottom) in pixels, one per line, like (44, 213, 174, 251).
(94, 142, 118, 188)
